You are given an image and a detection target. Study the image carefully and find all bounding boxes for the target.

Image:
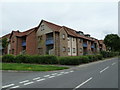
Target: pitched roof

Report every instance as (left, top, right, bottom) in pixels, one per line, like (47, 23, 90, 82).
(41, 20, 95, 41)
(99, 40, 104, 44)
(42, 20, 62, 32)
(2, 33, 11, 39)
(16, 27, 38, 37)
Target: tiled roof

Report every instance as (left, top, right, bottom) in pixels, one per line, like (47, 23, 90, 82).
(16, 27, 38, 37)
(99, 40, 104, 44)
(42, 20, 95, 41)
(2, 33, 11, 39)
(43, 20, 62, 32)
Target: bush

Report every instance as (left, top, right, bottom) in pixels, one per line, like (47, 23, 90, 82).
(2, 54, 15, 63)
(81, 56, 89, 63)
(96, 54, 103, 60)
(100, 51, 119, 58)
(59, 56, 80, 65)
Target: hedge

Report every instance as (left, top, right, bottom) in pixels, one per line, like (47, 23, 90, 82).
(2, 51, 119, 65)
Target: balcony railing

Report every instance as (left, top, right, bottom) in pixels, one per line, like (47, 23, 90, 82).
(46, 38, 54, 45)
(83, 43, 87, 47)
(91, 45, 94, 48)
(22, 41, 26, 46)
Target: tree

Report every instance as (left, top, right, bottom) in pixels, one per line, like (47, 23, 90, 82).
(104, 34, 120, 52)
(2, 38, 8, 49)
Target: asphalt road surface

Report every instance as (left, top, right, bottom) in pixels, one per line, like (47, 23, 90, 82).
(2, 57, 119, 90)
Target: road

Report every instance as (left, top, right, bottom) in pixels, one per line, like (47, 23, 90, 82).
(2, 57, 119, 90)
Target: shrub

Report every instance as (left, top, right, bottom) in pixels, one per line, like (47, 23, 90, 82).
(2, 54, 15, 63)
(15, 55, 27, 63)
(96, 54, 103, 60)
(59, 56, 80, 65)
(81, 56, 89, 63)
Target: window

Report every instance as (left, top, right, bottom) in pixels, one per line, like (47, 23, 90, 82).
(12, 49, 14, 54)
(62, 47, 66, 52)
(79, 39, 82, 43)
(68, 36, 70, 41)
(73, 38, 74, 41)
(68, 48, 70, 52)
(41, 25, 44, 31)
(80, 48, 82, 52)
(73, 48, 75, 53)
(62, 34, 65, 39)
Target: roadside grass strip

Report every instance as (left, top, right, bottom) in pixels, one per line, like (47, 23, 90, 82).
(100, 66, 109, 73)
(2, 84, 15, 88)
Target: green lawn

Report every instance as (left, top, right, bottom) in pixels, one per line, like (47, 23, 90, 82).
(0, 63, 69, 71)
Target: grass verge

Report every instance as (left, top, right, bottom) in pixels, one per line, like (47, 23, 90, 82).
(0, 63, 69, 71)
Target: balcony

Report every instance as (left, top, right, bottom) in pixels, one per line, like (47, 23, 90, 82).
(83, 43, 87, 47)
(46, 38, 54, 45)
(22, 41, 26, 46)
(91, 45, 94, 48)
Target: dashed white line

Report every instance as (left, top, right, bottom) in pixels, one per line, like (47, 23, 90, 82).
(51, 73, 58, 75)
(24, 82, 34, 85)
(64, 72, 69, 74)
(44, 75, 50, 77)
(37, 78, 46, 82)
(48, 76, 55, 78)
(60, 72, 65, 73)
(2, 84, 15, 88)
(100, 66, 109, 73)
(56, 74, 63, 76)
(10, 85, 20, 88)
(112, 63, 116, 65)
(74, 77, 93, 89)
(33, 77, 41, 80)
(19, 80, 29, 84)
(69, 70, 74, 73)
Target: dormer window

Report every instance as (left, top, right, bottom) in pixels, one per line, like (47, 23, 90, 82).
(62, 34, 65, 39)
(41, 25, 44, 31)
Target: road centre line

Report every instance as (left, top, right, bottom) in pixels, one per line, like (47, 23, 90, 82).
(19, 80, 29, 84)
(74, 77, 93, 90)
(2, 84, 15, 88)
(112, 62, 116, 65)
(33, 77, 41, 80)
(37, 78, 46, 82)
(44, 75, 50, 77)
(48, 76, 55, 78)
(10, 85, 20, 88)
(23, 82, 34, 85)
(100, 66, 109, 73)
(51, 73, 58, 75)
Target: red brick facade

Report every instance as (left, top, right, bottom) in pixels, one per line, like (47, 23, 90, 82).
(2, 20, 106, 56)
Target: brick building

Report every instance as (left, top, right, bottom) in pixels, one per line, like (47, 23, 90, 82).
(1, 20, 106, 56)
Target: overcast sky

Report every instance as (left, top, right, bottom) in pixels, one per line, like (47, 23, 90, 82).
(1, 1, 118, 39)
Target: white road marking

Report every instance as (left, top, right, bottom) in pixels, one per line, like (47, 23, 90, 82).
(44, 75, 50, 77)
(51, 73, 58, 75)
(74, 77, 93, 89)
(64, 72, 69, 74)
(24, 82, 34, 85)
(2, 84, 15, 88)
(33, 77, 41, 80)
(112, 63, 116, 65)
(60, 72, 65, 73)
(19, 80, 29, 84)
(56, 73, 63, 76)
(37, 78, 46, 82)
(48, 76, 55, 78)
(69, 70, 74, 73)
(10, 85, 20, 88)
(100, 66, 109, 73)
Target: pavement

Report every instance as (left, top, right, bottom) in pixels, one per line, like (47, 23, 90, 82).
(1, 57, 119, 90)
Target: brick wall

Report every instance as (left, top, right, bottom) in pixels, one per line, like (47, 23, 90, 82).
(26, 31, 37, 55)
